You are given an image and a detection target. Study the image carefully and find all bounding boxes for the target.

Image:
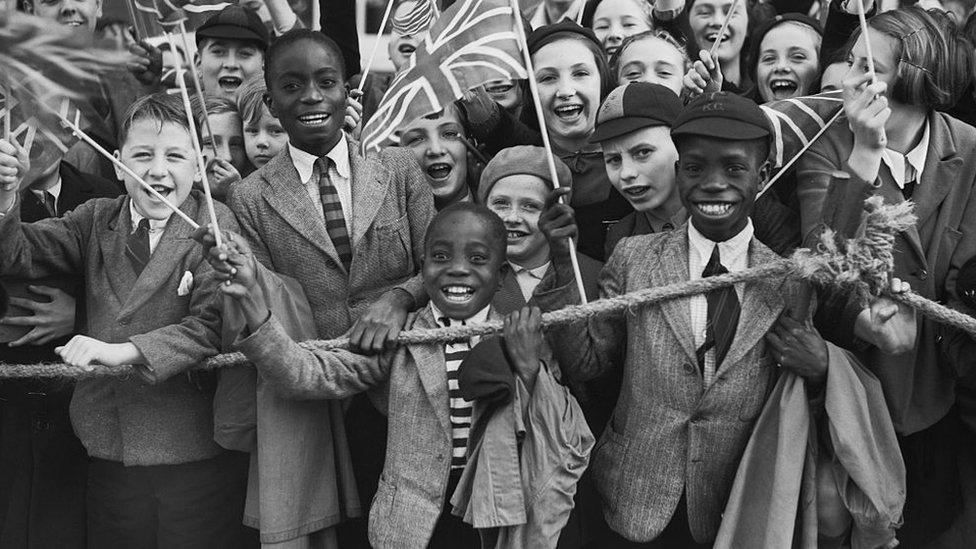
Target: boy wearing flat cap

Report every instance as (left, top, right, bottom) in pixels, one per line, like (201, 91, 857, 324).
(589, 82, 687, 258)
(536, 92, 831, 546)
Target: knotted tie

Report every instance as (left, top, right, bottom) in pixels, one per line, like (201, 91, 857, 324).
(126, 218, 151, 277)
(696, 246, 741, 374)
(42, 192, 57, 216)
(315, 157, 353, 271)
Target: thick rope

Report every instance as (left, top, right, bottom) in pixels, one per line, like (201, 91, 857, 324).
(2, 199, 972, 380)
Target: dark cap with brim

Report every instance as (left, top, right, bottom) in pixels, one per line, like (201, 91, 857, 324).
(589, 82, 682, 143)
(195, 5, 270, 50)
(671, 91, 771, 140)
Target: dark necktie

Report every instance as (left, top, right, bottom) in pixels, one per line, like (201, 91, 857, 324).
(902, 180, 917, 200)
(42, 192, 57, 217)
(126, 218, 151, 277)
(695, 246, 741, 373)
(315, 157, 353, 271)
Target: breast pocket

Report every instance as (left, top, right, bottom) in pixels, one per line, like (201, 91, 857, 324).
(367, 213, 414, 282)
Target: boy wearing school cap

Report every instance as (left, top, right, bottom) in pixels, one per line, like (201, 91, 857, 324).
(535, 91, 830, 546)
(589, 82, 687, 258)
(195, 5, 270, 100)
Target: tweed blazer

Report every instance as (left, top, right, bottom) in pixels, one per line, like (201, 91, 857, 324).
(0, 192, 235, 465)
(235, 306, 503, 548)
(797, 111, 976, 435)
(534, 225, 798, 544)
(492, 255, 603, 315)
(229, 136, 434, 338)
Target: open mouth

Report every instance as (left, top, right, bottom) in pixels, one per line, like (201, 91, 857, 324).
(506, 229, 529, 243)
(768, 79, 799, 99)
(694, 201, 737, 218)
(441, 284, 475, 303)
(605, 45, 620, 56)
(62, 19, 86, 27)
(398, 44, 416, 55)
(426, 162, 453, 181)
(218, 76, 243, 91)
(298, 112, 331, 127)
(705, 31, 730, 46)
(621, 185, 651, 199)
(146, 184, 175, 200)
(553, 104, 584, 122)
(485, 82, 514, 95)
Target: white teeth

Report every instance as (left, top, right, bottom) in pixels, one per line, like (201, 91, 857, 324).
(623, 186, 649, 196)
(507, 230, 527, 239)
(698, 203, 733, 215)
(554, 105, 583, 118)
(298, 113, 330, 126)
(706, 32, 729, 43)
(426, 163, 452, 180)
(442, 285, 474, 302)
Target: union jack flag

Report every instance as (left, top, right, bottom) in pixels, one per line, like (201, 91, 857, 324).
(362, 0, 528, 152)
(760, 90, 844, 170)
(391, 0, 437, 36)
(127, 0, 230, 37)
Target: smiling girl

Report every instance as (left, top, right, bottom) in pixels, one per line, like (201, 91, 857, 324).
(748, 14, 822, 103)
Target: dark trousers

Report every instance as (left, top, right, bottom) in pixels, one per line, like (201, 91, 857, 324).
(603, 495, 711, 549)
(428, 469, 479, 549)
(86, 450, 250, 549)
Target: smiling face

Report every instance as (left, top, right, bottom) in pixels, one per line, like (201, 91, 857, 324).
(401, 108, 469, 204)
(115, 119, 198, 220)
(533, 39, 603, 146)
(388, 2, 427, 72)
(484, 79, 522, 113)
(267, 39, 348, 156)
(486, 175, 551, 269)
(202, 111, 248, 174)
(675, 135, 768, 241)
(616, 36, 685, 94)
(688, 0, 748, 64)
(602, 125, 679, 214)
(422, 209, 506, 319)
(29, 0, 102, 39)
(244, 106, 288, 168)
(197, 39, 265, 100)
(591, 0, 652, 57)
(756, 23, 821, 102)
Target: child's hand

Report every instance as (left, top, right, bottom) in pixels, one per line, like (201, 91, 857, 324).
(349, 288, 412, 354)
(127, 40, 163, 88)
(192, 226, 259, 297)
(683, 49, 723, 99)
(766, 314, 829, 385)
(503, 307, 543, 391)
(0, 138, 30, 211)
(539, 188, 579, 286)
(56, 336, 143, 370)
(854, 277, 916, 355)
(344, 89, 364, 137)
(1, 286, 76, 347)
(206, 158, 242, 201)
(844, 73, 889, 181)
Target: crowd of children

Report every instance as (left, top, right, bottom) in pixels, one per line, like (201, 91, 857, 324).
(3, 0, 976, 547)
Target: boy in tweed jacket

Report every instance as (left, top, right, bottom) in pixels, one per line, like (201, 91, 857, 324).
(0, 93, 247, 549)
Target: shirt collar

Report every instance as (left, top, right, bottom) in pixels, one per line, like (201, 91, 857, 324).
(509, 261, 549, 280)
(881, 117, 930, 188)
(429, 301, 491, 327)
(288, 134, 351, 183)
(30, 177, 63, 202)
(687, 218, 754, 268)
(129, 200, 170, 233)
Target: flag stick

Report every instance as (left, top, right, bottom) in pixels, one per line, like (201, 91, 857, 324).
(165, 32, 223, 246)
(510, 0, 588, 304)
(49, 106, 199, 229)
(356, 0, 397, 93)
(2, 81, 10, 141)
(708, 0, 740, 61)
(574, 0, 586, 24)
(123, 0, 146, 41)
(855, 0, 876, 83)
(429, 0, 440, 18)
(177, 19, 219, 158)
(757, 110, 843, 199)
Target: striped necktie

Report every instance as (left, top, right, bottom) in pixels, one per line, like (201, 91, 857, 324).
(42, 192, 57, 217)
(315, 157, 353, 271)
(696, 246, 740, 374)
(126, 218, 151, 277)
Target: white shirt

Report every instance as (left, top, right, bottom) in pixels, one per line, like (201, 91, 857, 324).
(288, 135, 353, 233)
(510, 261, 550, 302)
(881, 118, 930, 191)
(30, 177, 63, 215)
(687, 220, 753, 387)
(429, 301, 491, 469)
(129, 201, 170, 255)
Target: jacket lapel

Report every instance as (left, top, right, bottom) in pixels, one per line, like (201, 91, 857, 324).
(348, 138, 390, 247)
(494, 265, 527, 314)
(261, 151, 344, 271)
(645, 228, 699, 364)
(914, 114, 963, 249)
(116, 196, 199, 318)
(717, 239, 786, 375)
(409, 309, 451, 437)
(97, 199, 138, 303)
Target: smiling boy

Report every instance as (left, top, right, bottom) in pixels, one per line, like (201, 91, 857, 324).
(0, 93, 246, 548)
(399, 103, 472, 209)
(536, 92, 831, 546)
(195, 5, 270, 101)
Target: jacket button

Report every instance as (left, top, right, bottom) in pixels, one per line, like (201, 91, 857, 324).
(683, 362, 696, 375)
(119, 318, 129, 326)
(917, 270, 928, 281)
(436, 453, 444, 461)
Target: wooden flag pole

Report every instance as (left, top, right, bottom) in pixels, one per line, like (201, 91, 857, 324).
(122, 0, 147, 41)
(177, 19, 219, 159)
(356, 0, 397, 93)
(2, 81, 10, 141)
(165, 32, 223, 246)
(708, 0, 740, 61)
(855, 0, 876, 83)
(52, 107, 199, 229)
(509, 0, 589, 304)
